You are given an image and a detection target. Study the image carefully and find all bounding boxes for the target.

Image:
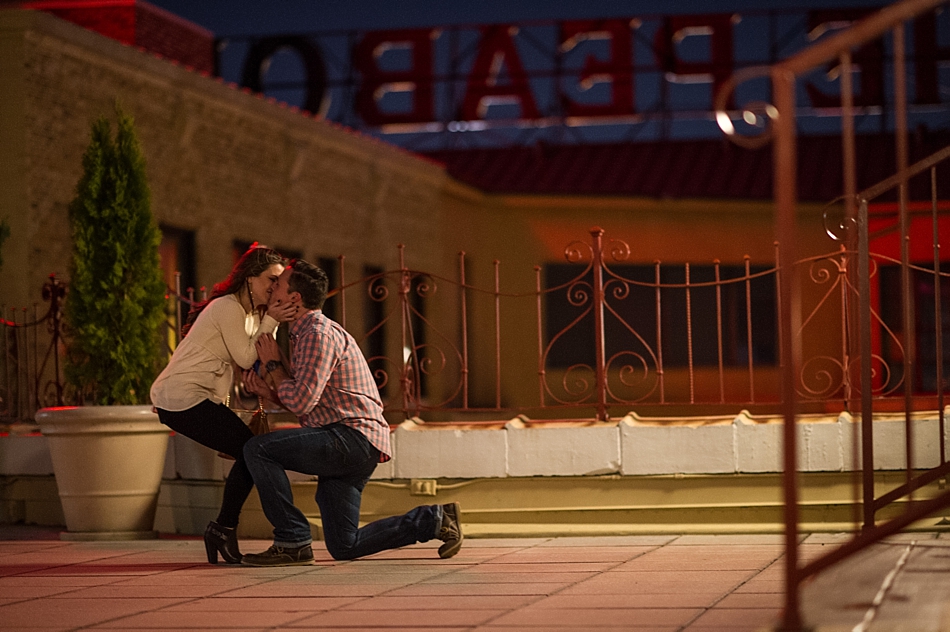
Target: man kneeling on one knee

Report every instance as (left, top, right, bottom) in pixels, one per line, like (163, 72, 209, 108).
(240, 259, 462, 566)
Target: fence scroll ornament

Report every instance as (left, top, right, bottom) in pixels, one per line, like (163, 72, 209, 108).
(541, 231, 661, 416)
(800, 208, 907, 401)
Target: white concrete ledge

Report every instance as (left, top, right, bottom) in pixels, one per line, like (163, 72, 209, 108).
(621, 413, 736, 475)
(392, 419, 508, 479)
(6, 408, 950, 481)
(505, 416, 620, 476)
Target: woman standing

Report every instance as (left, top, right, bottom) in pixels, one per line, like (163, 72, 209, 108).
(151, 245, 295, 564)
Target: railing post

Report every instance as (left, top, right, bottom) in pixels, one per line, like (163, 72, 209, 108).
(774, 66, 803, 632)
(590, 227, 608, 421)
(174, 271, 183, 345)
(337, 254, 346, 329)
(536, 265, 545, 408)
(43, 274, 65, 406)
(655, 260, 665, 404)
(459, 251, 469, 410)
(494, 259, 501, 411)
(933, 168, 945, 465)
(894, 23, 915, 494)
(858, 198, 875, 531)
(397, 244, 414, 416)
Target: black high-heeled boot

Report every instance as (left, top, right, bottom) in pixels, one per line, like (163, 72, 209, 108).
(204, 521, 242, 564)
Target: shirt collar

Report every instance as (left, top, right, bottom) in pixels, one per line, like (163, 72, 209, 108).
(289, 309, 321, 342)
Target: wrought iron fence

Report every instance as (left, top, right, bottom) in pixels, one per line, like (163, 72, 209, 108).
(4, 221, 947, 428)
(0, 275, 66, 424)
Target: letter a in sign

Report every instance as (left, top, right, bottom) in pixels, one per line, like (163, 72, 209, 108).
(460, 25, 541, 121)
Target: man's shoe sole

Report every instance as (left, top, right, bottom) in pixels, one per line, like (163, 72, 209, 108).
(241, 558, 314, 567)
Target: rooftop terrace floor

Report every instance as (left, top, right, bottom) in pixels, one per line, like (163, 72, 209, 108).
(1, 525, 948, 631)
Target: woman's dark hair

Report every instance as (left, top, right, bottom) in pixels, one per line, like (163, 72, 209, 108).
(181, 244, 285, 336)
(287, 259, 328, 310)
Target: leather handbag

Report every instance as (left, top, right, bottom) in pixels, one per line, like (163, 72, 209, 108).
(218, 396, 269, 460)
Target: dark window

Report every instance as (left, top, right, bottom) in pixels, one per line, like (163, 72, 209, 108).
(879, 264, 950, 393)
(158, 225, 196, 294)
(544, 263, 777, 369)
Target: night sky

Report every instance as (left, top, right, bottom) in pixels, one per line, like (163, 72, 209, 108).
(147, 0, 892, 36)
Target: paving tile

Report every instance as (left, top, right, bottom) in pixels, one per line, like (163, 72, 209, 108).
(488, 606, 703, 627)
(475, 627, 676, 632)
(461, 561, 615, 573)
(422, 570, 595, 584)
(2, 561, 204, 577)
(0, 575, 124, 587)
(160, 596, 362, 612)
(87, 629, 271, 632)
(616, 550, 782, 572)
(558, 570, 753, 595)
(714, 592, 783, 609)
(732, 579, 785, 593)
(335, 594, 539, 610)
(669, 534, 785, 546)
(0, 597, 186, 628)
(534, 536, 677, 547)
(529, 593, 723, 609)
(291, 608, 506, 627)
(486, 547, 655, 563)
(385, 582, 567, 597)
(681, 625, 771, 632)
(0, 585, 88, 599)
(63, 584, 238, 598)
(289, 628, 468, 632)
(686, 607, 779, 628)
(460, 538, 552, 548)
(93, 609, 311, 628)
(224, 583, 403, 597)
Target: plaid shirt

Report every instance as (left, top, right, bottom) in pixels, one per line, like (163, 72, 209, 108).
(277, 310, 391, 462)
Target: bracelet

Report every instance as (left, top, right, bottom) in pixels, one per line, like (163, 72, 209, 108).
(264, 360, 282, 374)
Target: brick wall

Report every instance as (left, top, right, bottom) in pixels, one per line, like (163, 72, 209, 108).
(14, 0, 214, 73)
(0, 9, 459, 310)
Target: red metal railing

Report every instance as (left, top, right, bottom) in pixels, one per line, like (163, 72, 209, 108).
(714, 0, 950, 628)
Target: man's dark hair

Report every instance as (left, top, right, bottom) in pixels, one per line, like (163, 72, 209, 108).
(287, 259, 328, 310)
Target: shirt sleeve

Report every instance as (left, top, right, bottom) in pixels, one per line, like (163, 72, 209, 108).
(277, 328, 338, 415)
(215, 299, 279, 369)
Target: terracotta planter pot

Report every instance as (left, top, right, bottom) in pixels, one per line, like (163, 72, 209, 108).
(36, 405, 170, 540)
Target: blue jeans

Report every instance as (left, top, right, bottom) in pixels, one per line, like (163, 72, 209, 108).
(243, 423, 441, 560)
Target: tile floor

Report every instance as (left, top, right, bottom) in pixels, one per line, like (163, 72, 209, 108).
(1, 527, 948, 631)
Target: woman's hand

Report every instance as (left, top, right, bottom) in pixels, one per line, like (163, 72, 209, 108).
(265, 298, 298, 322)
(242, 369, 271, 399)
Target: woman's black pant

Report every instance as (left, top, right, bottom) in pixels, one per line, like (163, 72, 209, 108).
(156, 400, 254, 528)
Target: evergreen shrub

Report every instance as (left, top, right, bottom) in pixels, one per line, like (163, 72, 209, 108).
(64, 106, 165, 405)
